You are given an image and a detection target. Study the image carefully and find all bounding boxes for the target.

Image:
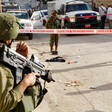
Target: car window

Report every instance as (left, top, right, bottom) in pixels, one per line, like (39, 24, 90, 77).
(66, 4, 92, 12)
(43, 11, 48, 16)
(9, 12, 29, 19)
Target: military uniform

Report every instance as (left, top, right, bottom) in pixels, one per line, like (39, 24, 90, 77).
(45, 10, 61, 52)
(0, 13, 43, 112)
(0, 63, 23, 112)
(0, 61, 42, 112)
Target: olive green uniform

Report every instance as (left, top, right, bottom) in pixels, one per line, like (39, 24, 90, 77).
(0, 62, 42, 112)
(45, 16, 60, 46)
(0, 63, 23, 112)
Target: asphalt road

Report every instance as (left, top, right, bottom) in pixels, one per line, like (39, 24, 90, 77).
(13, 33, 112, 112)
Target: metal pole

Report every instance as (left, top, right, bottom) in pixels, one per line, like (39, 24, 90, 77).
(40, 0, 41, 10)
(0, 0, 1, 13)
(92, 0, 94, 9)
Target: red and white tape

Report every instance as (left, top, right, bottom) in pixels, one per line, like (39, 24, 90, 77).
(32, 14, 111, 21)
(20, 29, 112, 34)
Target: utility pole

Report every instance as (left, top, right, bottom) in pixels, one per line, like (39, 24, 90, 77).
(0, 0, 1, 13)
(40, 0, 41, 10)
(92, 0, 94, 9)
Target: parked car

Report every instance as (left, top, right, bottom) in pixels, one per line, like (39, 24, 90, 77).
(40, 10, 48, 25)
(7, 9, 33, 40)
(31, 11, 43, 29)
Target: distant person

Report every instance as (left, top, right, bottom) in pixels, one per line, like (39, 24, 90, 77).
(99, 3, 107, 29)
(32, 8, 35, 13)
(93, 3, 98, 12)
(37, 3, 40, 11)
(106, 4, 111, 10)
(45, 10, 61, 55)
(107, 3, 112, 29)
(28, 9, 32, 17)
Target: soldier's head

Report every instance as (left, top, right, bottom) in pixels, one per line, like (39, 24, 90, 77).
(51, 10, 58, 19)
(0, 13, 21, 47)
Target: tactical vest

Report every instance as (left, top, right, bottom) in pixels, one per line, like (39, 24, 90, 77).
(46, 16, 61, 29)
(11, 84, 43, 112)
(9, 69, 45, 112)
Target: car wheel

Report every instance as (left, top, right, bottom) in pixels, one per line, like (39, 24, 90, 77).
(65, 23, 71, 36)
(43, 20, 46, 26)
(28, 34, 33, 40)
(65, 23, 71, 29)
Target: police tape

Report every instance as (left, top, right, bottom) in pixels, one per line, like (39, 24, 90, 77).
(61, 14, 112, 20)
(19, 29, 112, 34)
(32, 14, 111, 21)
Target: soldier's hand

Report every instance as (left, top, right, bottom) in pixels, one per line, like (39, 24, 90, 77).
(23, 73, 40, 86)
(16, 41, 28, 58)
(19, 73, 40, 92)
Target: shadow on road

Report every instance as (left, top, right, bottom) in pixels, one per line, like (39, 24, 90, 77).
(85, 110, 104, 112)
(52, 61, 112, 73)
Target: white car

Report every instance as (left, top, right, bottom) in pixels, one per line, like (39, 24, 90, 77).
(31, 11, 43, 29)
(40, 10, 48, 25)
(7, 9, 33, 40)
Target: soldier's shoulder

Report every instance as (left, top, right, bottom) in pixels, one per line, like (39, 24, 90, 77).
(0, 63, 11, 72)
(48, 16, 53, 21)
(0, 63, 7, 68)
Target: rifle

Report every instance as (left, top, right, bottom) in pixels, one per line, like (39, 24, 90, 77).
(0, 44, 55, 85)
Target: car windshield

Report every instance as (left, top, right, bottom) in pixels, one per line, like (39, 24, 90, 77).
(9, 12, 29, 19)
(66, 3, 92, 12)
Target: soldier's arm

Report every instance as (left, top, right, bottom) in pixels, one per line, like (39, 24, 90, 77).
(0, 64, 39, 112)
(45, 18, 51, 29)
(0, 64, 24, 112)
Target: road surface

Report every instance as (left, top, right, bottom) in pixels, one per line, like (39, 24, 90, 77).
(13, 33, 112, 112)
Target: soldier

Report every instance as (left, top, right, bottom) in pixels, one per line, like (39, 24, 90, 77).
(45, 10, 61, 55)
(0, 13, 42, 112)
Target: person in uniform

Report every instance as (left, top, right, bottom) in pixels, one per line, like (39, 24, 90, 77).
(45, 10, 61, 55)
(0, 13, 42, 112)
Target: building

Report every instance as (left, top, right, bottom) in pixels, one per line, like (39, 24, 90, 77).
(93, 0, 112, 7)
(9, 0, 38, 9)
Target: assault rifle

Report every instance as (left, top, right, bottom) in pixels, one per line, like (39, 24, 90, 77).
(0, 44, 55, 85)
